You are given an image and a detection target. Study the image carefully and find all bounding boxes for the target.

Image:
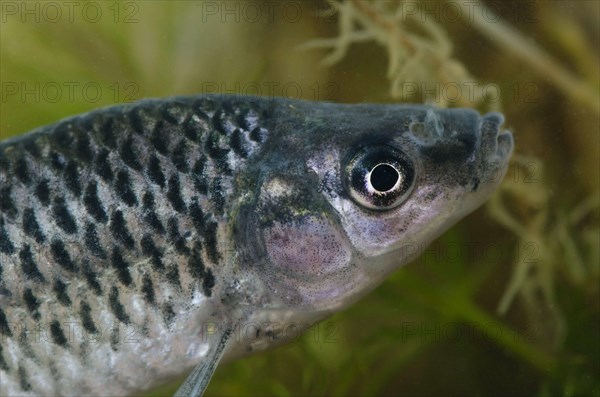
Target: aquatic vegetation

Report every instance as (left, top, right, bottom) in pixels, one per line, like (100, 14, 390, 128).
(302, 0, 599, 114)
(301, 0, 488, 108)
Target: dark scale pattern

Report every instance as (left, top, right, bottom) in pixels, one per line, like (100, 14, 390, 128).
(84, 222, 107, 259)
(250, 126, 265, 142)
(19, 245, 45, 283)
(75, 133, 94, 162)
(150, 122, 170, 155)
(82, 260, 102, 295)
(0, 186, 17, 218)
(84, 181, 108, 223)
(162, 302, 176, 326)
(64, 161, 82, 197)
(202, 268, 216, 297)
(80, 301, 98, 334)
(0, 95, 272, 393)
(165, 264, 181, 289)
(230, 129, 249, 158)
(235, 108, 251, 131)
(120, 137, 143, 171)
(167, 217, 190, 255)
(172, 140, 190, 173)
(187, 251, 206, 281)
(211, 110, 228, 134)
(0, 344, 9, 371)
(0, 308, 12, 337)
(129, 109, 147, 135)
(110, 210, 135, 249)
(141, 274, 155, 305)
(110, 247, 133, 287)
(53, 279, 72, 306)
(115, 169, 138, 207)
(182, 118, 200, 141)
(22, 208, 45, 243)
(0, 216, 15, 254)
(99, 118, 118, 149)
(204, 221, 221, 264)
(18, 365, 32, 391)
(108, 286, 130, 324)
(167, 175, 186, 213)
(205, 132, 232, 175)
(50, 240, 78, 273)
(23, 288, 41, 320)
(50, 152, 67, 171)
(14, 157, 30, 184)
(142, 192, 165, 234)
(189, 200, 206, 234)
(49, 320, 68, 347)
(35, 179, 51, 206)
(149, 252, 165, 271)
(191, 157, 209, 194)
(147, 155, 166, 188)
(52, 196, 78, 234)
(140, 235, 164, 271)
(95, 148, 114, 182)
(210, 178, 226, 214)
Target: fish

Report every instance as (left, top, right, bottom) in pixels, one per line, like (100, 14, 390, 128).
(0, 94, 513, 396)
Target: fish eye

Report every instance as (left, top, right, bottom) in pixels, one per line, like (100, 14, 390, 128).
(345, 144, 415, 210)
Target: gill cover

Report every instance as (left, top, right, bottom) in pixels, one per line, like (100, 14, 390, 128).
(236, 172, 368, 309)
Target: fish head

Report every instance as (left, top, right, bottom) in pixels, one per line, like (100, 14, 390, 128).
(238, 101, 513, 315)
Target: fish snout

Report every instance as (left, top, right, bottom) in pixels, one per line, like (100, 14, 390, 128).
(474, 112, 514, 191)
(479, 112, 514, 163)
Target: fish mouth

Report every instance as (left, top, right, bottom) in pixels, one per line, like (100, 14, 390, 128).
(479, 112, 514, 164)
(497, 131, 514, 160)
(474, 112, 514, 190)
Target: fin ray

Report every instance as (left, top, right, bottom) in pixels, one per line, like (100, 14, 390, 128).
(173, 325, 233, 397)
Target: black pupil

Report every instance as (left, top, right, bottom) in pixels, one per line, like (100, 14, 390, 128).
(370, 163, 399, 192)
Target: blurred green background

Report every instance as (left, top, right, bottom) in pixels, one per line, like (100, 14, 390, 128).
(1, 1, 598, 396)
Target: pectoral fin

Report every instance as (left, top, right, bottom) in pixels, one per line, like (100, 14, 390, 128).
(173, 325, 233, 397)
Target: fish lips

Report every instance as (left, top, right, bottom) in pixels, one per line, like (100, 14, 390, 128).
(471, 112, 514, 194)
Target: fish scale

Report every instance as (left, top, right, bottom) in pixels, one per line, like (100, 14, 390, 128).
(0, 95, 513, 396)
(0, 95, 272, 395)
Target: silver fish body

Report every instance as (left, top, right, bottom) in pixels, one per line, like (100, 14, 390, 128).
(0, 95, 513, 396)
